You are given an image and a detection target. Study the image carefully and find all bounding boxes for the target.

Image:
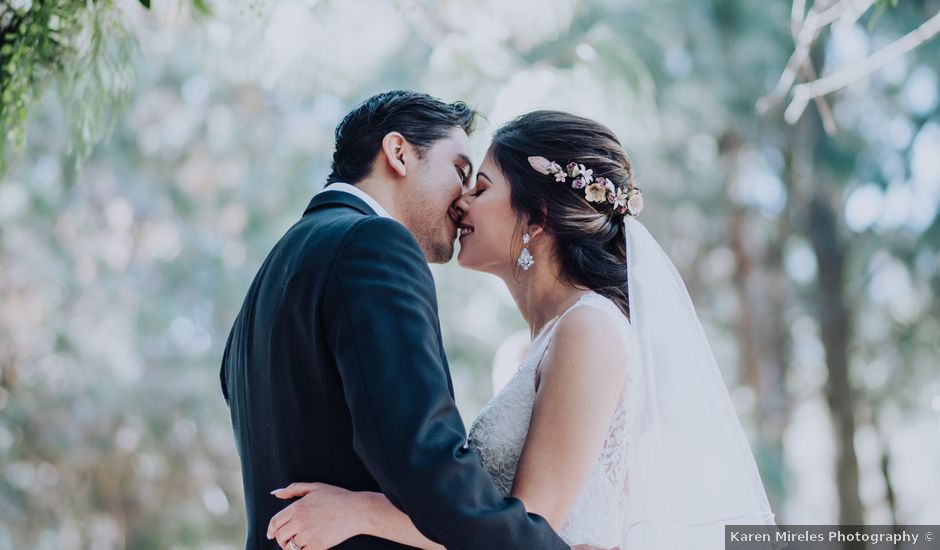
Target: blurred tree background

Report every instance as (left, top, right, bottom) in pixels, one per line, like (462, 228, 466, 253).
(1, 0, 938, 548)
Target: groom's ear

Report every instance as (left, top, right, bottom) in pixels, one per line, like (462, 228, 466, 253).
(381, 132, 409, 178)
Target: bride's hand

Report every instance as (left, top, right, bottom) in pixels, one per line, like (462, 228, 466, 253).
(267, 482, 373, 550)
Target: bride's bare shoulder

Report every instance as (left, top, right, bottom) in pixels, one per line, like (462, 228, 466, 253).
(536, 305, 628, 391)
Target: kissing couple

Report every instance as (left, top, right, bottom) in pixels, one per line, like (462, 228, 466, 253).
(221, 90, 776, 549)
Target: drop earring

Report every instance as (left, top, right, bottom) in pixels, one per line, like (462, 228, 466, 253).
(517, 233, 534, 271)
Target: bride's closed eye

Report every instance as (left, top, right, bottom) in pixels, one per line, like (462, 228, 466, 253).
(471, 176, 488, 197)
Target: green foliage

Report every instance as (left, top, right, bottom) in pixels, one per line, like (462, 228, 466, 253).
(1, 1, 89, 176)
(0, 0, 210, 180)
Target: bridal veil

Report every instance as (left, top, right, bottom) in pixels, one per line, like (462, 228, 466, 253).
(620, 216, 776, 549)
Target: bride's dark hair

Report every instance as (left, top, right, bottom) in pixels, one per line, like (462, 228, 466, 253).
(489, 110, 635, 318)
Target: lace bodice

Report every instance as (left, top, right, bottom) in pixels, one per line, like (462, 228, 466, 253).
(466, 292, 636, 547)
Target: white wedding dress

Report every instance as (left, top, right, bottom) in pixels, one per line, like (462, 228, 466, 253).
(467, 291, 634, 548)
(466, 218, 777, 549)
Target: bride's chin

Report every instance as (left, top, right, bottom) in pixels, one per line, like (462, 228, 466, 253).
(456, 251, 471, 269)
(456, 249, 481, 271)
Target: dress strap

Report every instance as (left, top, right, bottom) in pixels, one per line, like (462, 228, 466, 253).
(530, 292, 604, 382)
(536, 292, 636, 379)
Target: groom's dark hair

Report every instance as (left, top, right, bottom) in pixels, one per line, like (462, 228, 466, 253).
(327, 90, 478, 185)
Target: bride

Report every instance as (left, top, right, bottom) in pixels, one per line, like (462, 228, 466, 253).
(265, 110, 775, 549)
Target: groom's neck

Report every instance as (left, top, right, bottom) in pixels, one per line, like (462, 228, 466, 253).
(349, 178, 402, 220)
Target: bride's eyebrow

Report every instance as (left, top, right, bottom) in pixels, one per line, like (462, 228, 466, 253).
(477, 171, 492, 184)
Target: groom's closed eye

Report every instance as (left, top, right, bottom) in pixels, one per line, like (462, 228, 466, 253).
(455, 154, 473, 189)
(456, 165, 470, 185)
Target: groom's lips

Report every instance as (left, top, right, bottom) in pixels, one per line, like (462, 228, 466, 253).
(447, 208, 462, 239)
(447, 207, 461, 226)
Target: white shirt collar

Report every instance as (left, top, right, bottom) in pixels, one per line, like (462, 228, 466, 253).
(319, 182, 393, 220)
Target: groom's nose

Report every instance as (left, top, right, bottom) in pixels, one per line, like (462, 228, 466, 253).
(453, 192, 472, 217)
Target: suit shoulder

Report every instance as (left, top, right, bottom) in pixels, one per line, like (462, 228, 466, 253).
(348, 216, 414, 241)
(343, 217, 425, 258)
(331, 217, 434, 289)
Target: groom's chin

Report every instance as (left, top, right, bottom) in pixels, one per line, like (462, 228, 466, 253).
(426, 241, 457, 264)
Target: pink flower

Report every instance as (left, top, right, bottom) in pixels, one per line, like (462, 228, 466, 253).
(567, 163, 580, 177)
(528, 156, 555, 175)
(554, 171, 567, 183)
(571, 177, 587, 189)
(627, 189, 644, 216)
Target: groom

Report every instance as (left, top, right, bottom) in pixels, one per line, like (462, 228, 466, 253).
(221, 91, 570, 549)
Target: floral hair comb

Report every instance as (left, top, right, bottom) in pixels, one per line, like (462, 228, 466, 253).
(527, 156, 644, 217)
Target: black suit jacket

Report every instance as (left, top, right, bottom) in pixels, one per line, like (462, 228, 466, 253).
(221, 189, 568, 550)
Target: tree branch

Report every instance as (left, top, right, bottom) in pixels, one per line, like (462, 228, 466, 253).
(801, 61, 838, 135)
(785, 8, 940, 123)
(757, 0, 875, 114)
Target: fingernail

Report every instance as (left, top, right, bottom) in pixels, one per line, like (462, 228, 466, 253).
(270, 488, 283, 494)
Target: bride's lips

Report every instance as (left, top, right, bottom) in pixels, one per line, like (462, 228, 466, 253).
(457, 220, 475, 240)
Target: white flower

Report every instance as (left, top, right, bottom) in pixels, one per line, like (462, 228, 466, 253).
(585, 182, 609, 203)
(580, 166, 594, 184)
(610, 186, 629, 210)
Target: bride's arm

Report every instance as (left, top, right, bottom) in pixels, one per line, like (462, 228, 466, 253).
(267, 480, 610, 550)
(509, 307, 628, 529)
(266, 482, 445, 550)
(360, 493, 447, 550)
